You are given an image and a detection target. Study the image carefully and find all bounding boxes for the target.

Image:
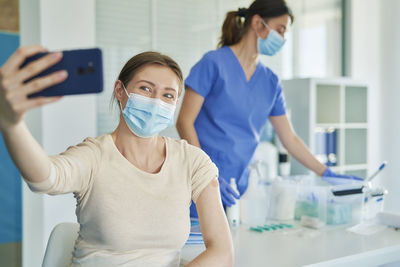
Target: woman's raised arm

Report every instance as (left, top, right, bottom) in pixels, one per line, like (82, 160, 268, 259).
(0, 45, 67, 183)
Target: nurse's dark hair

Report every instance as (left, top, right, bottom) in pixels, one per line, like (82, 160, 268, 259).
(218, 0, 294, 48)
(111, 51, 183, 110)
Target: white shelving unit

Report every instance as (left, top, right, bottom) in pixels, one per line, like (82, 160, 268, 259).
(282, 78, 368, 178)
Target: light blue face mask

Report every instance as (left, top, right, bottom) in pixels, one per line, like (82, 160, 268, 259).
(257, 20, 286, 56)
(120, 84, 176, 138)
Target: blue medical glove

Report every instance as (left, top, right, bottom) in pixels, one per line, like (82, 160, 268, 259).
(322, 167, 363, 185)
(219, 177, 240, 207)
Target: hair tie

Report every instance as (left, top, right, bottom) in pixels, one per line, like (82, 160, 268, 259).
(237, 8, 247, 18)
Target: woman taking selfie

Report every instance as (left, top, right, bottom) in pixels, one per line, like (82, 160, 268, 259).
(0, 45, 233, 266)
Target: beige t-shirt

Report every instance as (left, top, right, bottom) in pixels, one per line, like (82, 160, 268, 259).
(26, 134, 218, 267)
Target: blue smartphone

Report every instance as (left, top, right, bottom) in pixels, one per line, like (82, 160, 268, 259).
(21, 48, 104, 98)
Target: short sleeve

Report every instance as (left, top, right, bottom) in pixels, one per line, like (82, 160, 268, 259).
(269, 79, 287, 116)
(185, 52, 218, 98)
(190, 147, 219, 203)
(25, 137, 101, 196)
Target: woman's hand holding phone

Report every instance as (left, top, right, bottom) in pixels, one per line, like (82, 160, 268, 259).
(0, 45, 67, 130)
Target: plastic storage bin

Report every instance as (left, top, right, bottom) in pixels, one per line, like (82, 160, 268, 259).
(293, 176, 364, 225)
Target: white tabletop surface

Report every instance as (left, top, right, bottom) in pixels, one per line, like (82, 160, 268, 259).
(180, 223, 400, 267)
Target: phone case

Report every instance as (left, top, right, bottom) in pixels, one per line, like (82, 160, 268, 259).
(22, 48, 104, 98)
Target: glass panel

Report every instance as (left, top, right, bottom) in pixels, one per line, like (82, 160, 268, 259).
(316, 84, 341, 123)
(345, 86, 367, 123)
(344, 129, 367, 165)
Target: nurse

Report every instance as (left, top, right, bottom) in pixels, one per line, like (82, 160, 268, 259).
(176, 0, 361, 213)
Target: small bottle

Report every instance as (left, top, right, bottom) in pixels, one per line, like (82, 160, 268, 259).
(279, 151, 291, 177)
(226, 178, 240, 228)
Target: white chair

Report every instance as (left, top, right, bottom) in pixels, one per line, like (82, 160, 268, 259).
(42, 222, 79, 267)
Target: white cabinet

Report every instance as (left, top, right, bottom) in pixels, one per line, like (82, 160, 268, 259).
(282, 78, 368, 178)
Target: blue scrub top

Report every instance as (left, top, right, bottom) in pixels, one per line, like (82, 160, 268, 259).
(185, 46, 286, 195)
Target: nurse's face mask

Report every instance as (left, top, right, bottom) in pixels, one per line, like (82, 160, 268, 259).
(257, 19, 286, 56)
(119, 83, 176, 138)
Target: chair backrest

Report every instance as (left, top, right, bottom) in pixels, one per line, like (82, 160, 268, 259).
(42, 222, 79, 267)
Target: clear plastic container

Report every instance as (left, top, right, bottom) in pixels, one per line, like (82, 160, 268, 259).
(293, 176, 364, 226)
(363, 186, 387, 221)
(267, 178, 298, 221)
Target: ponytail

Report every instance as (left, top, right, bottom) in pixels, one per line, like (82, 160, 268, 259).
(218, 0, 294, 48)
(217, 10, 247, 48)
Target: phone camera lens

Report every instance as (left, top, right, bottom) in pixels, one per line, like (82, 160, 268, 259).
(87, 67, 96, 74)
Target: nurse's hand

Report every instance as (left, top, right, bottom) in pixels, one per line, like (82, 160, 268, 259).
(322, 167, 363, 185)
(219, 177, 240, 207)
(0, 45, 66, 130)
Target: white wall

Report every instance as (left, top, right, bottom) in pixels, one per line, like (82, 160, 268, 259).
(347, 0, 381, 173)
(348, 0, 400, 213)
(19, 0, 96, 266)
(379, 0, 400, 213)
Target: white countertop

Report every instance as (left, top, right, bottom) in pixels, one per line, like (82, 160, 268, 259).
(180, 223, 400, 267)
